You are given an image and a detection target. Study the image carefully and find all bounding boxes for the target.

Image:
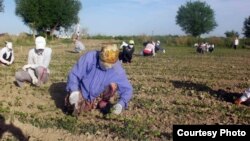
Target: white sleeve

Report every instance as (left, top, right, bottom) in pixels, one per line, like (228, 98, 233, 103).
(28, 49, 34, 64)
(153, 46, 156, 56)
(27, 49, 39, 68)
(10, 51, 14, 64)
(42, 48, 52, 68)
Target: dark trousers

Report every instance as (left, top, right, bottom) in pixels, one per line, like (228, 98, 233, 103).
(234, 45, 237, 50)
(155, 45, 164, 53)
(119, 48, 134, 63)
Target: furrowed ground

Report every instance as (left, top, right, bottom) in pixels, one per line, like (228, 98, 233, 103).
(0, 39, 250, 141)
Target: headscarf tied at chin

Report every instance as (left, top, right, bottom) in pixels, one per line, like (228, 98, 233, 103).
(99, 44, 119, 66)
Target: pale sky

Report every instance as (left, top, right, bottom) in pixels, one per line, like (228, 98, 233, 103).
(0, 0, 250, 37)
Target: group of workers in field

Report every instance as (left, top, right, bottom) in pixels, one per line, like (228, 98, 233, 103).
(0, 34, 249, 118)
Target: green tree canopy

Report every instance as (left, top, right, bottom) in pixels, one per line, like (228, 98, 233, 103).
(243, 16, 250, 38)
(15, 0, 81, 36)
(224, 30, 239, 38)
(176, 1, 217, 37)
(0, 0, 4, 12)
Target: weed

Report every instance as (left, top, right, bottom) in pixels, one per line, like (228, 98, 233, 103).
(14, 111, 28, 122)
(37, 105, 46, 111)
(0, 106, 10, 113)
(55, 116, 77, 132)
(78, 123, 101, 134)
(14, 97, 22, 106)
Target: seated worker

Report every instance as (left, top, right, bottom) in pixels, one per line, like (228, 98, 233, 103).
(0, 41, 14, 66)
(65, 44, 133, 116)
(73, 38, 85, 53)
(15, 36, 52, 87)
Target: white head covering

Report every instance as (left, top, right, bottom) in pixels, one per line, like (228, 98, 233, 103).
(129, 40, 135, 45)
(35, 36, 46, 49)
(6, 42, 13, 49)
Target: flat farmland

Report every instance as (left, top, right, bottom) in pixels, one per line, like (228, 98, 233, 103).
(0, 39, 250, 141)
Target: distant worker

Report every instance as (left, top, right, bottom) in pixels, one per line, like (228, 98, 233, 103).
(73, 38, 85, 53)
(196, 42, 206, 54)
(233, 37, 239, 50)
(74, 23, 81, 39)
(15, 36, 52, 87)
(155, 40, 165, 53)
(119, 40, 135, 63)
(0, 41, 14, 66)
(142, 41, 156, 56)
(194, 43, 199, 48)
(208, 44, 215, 53)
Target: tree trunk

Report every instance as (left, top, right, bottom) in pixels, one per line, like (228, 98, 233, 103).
(32, 28, 36, 39)
(29, 23, 36, 39)
(50, 23, 59, 40)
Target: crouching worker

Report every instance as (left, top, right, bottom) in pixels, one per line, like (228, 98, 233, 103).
(234, 88, 250, 105)
(73, 38, 85, 53)
(0, 41, 14, 66)
(119, 40, 135, 63)
(65, 44, 133, 116)
(142, 41, 156, 56)
(15, 36, 52, 87)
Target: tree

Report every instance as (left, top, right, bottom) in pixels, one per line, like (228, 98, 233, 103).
(176, 1, 217, 37)
(224, 30, 239, 38)
(15, 0, 81, 37)
(243, 16, 250, 38)
(0, 0, 4, 12)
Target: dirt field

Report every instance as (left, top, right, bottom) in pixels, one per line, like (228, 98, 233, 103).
(0, 39, 250, 141)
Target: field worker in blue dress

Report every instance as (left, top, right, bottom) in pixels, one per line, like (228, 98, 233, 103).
(65, 44, 133, 116)
(15, 36, 52, 87)
(0, 41, 14, 66)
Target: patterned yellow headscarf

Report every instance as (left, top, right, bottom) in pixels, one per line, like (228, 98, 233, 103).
(99, 44, 119, 64)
